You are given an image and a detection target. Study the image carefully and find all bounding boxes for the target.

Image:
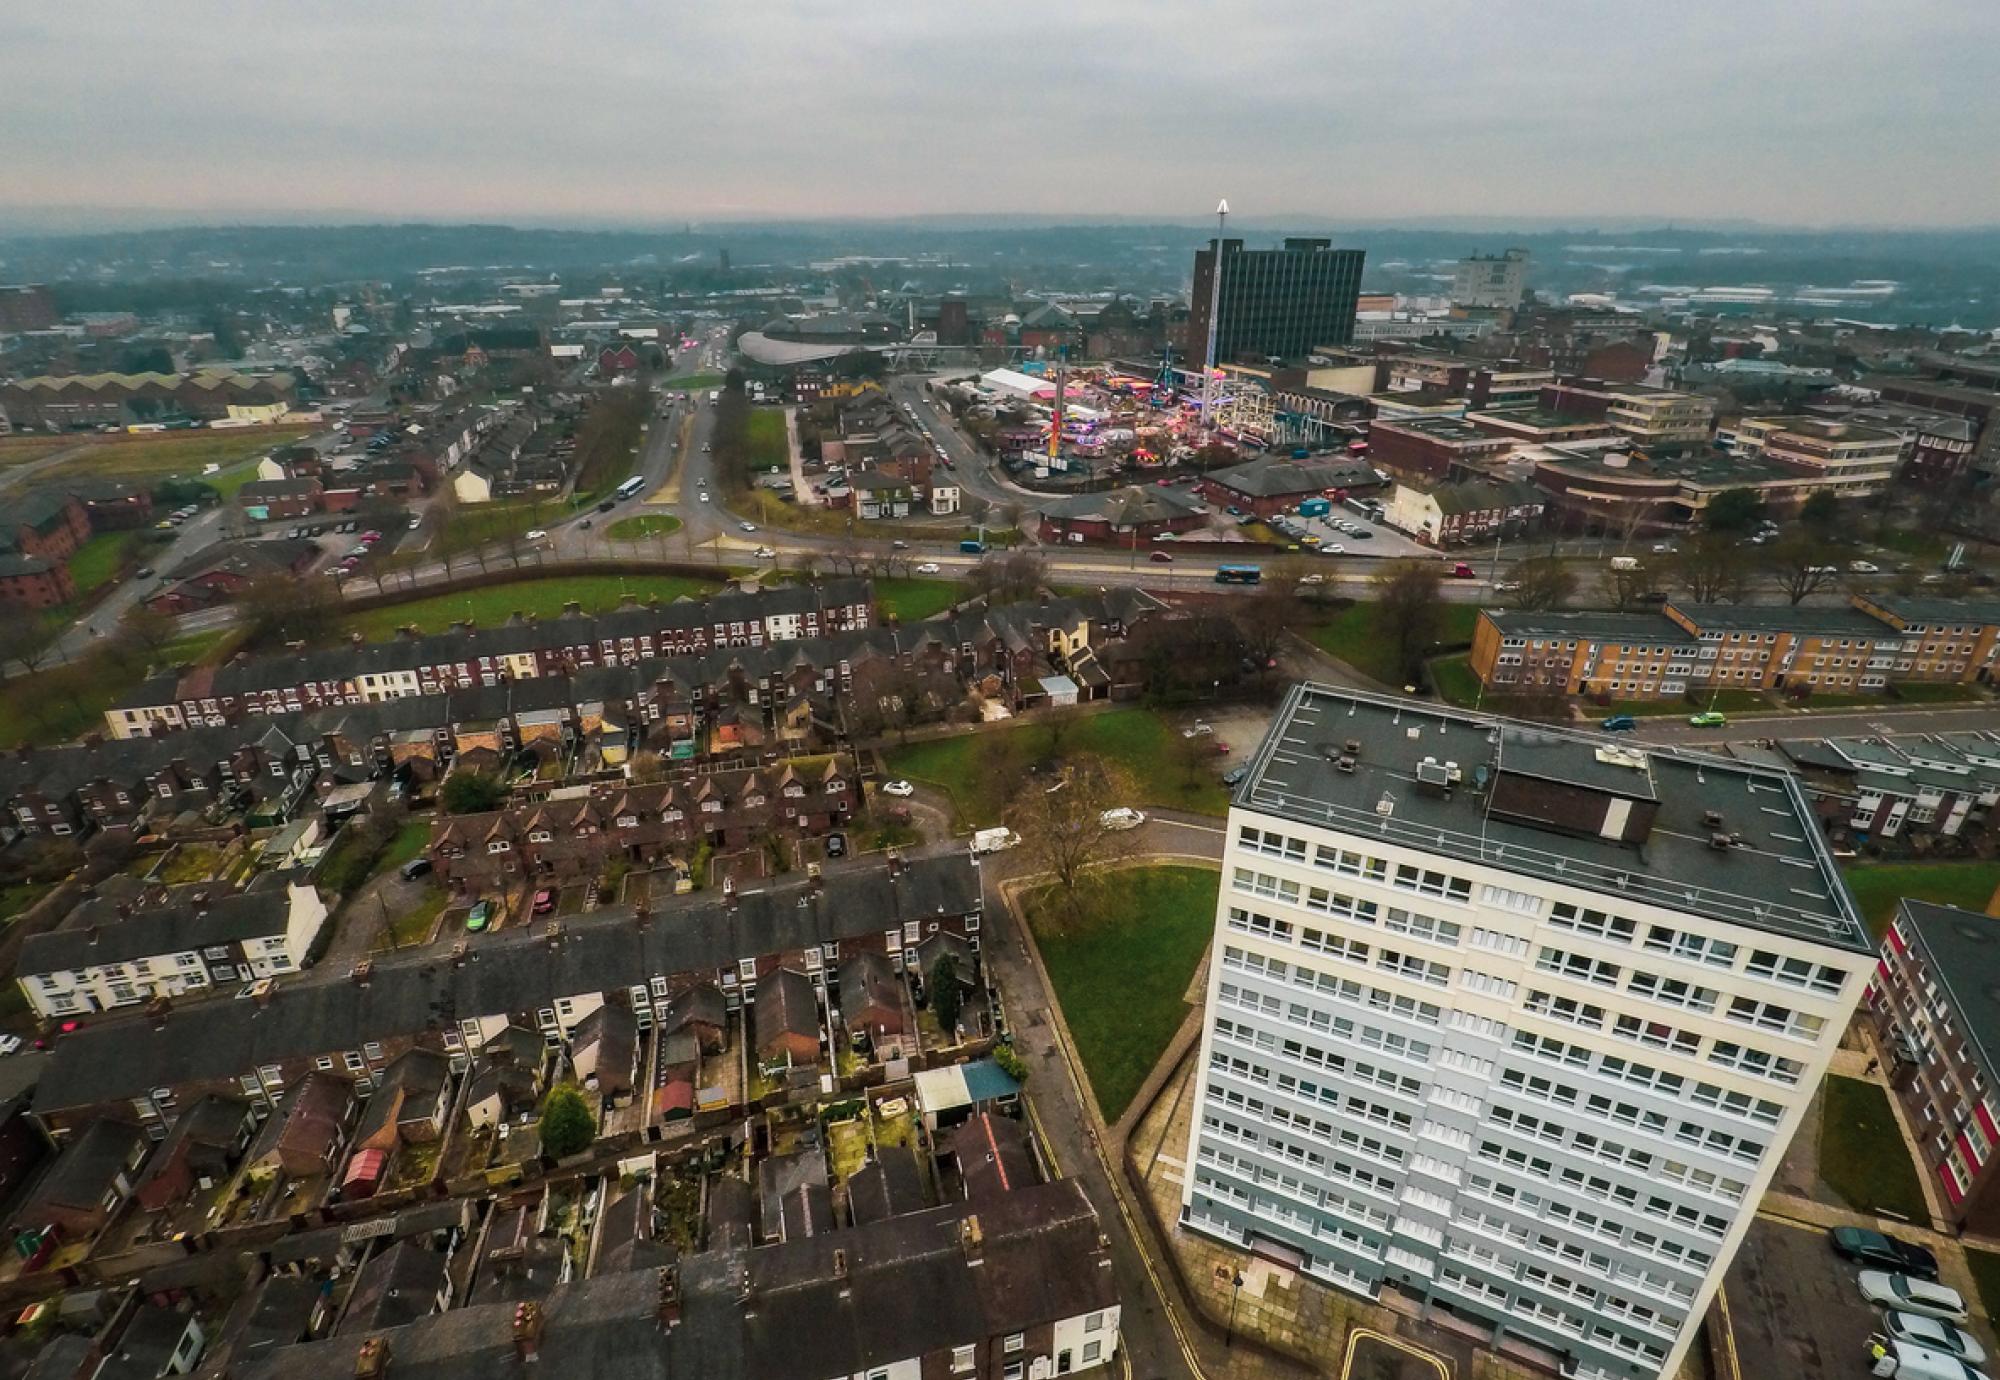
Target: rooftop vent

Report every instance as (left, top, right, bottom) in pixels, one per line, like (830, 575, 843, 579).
(1336, 754, 1357, 774)
(1375, 793, 1397, 819)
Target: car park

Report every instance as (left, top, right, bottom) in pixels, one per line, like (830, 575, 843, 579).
(881, 780, 915, 797)
(1858, 1272, 1967, 1323)
(1832, 1227, 1940, 1280)
(1881, 1313, 1985, 1365)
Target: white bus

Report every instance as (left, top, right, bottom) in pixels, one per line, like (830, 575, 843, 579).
(614, 476, 647, 500)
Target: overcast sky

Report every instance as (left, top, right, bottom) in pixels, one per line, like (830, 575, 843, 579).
(5, 1, 1996, 229)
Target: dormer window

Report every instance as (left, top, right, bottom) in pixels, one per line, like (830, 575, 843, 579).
(487, 840, 511, 854)
(529, 830, 552, 844)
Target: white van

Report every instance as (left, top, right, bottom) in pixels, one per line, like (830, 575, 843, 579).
(1867, 1337, 1988, 1380)
(971, 827, 1020, 855)
(1609, 555, 1639, 571)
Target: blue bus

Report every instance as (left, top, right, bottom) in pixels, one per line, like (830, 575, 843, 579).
(1215, 564, 1262, 585)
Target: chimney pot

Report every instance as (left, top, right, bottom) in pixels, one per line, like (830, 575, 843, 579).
(512, 1301, 544, 1362)
(354, 1336, 391, 1380)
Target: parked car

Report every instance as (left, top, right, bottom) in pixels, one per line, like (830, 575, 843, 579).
(407, 515, 422, 530)
(1600, 714, 1637, 732)
(399, 858, 432, 881)
(754, 546, 777, 559)
(1222, 765, 1250, 786)
(1183, 721, 1213, 738)
(916, 562, 941, 574)
(532, 888, 555, 916)
(1100, 807, 1146, 831)
(1866, 1336, 1986, 1378)
(466, 900, 493, 933)
(881, 780, 915, 797)
(134, 566, 154, 579)
(1851, 560, 1881, 574)
(1149, 550, 1174, 563)
(1859, 1272, 1968, 1323)
(1833, 1227, 1940, 1280)
(824, 832, 847, 859)
(0, 1035, 20, 1057)
(1882, 1312, 1985, 1365)
(1689, 710, 1728, 727)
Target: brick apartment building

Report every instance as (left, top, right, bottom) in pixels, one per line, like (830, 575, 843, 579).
(1868, 900, 2000, 1231)
(0, 553, 75, 610)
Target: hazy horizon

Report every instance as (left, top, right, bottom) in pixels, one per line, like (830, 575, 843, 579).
(5, 1, 1998, 229)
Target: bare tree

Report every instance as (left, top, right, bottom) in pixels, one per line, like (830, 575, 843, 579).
(1237, 574, 1303, 671)
(1762, 534, 1842, 606)
(1508, 556, 1577, 612)
(1605, 557, 1655, 612)
(119, 604, 179, 662)
(1372, 560, 1445, 689)
(1007, 753, 1139, 921)
(1663, 533, 1749, 605)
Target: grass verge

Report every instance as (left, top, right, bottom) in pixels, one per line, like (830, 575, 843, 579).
(873, 578, 962, 623)
(1024, 865, 1218, 1123)
(1843, 860, 2000, 938)
(1304, 602, 1479, 686)
(606, 514, 682, 540)
(883, 707, 1230, 827)
(66, 533, 134, 597)
(1818, 1073, 1929, 1221)
(338, 574, 721, 639)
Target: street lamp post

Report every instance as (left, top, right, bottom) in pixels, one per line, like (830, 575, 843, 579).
(1225, 1270, 1245, 1348)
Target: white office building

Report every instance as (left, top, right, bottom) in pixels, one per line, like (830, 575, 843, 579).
(1181, 684, 1873, 1380)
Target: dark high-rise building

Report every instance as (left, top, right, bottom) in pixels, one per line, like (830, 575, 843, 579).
(1188, 237, 1365, 364)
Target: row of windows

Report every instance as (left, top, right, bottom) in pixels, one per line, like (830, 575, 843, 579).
(1474, 1140, 1731, 1238)
(1489, 1100, 1761, 1180)
(1464, 1173, 1716, 1275)
(1234, 832, 1474, 904)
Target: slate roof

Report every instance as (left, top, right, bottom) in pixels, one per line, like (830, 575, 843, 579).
(1208, 456, 1379, 497)
(232, 1179, 1113, 1380)
(20, 879, 308, 974)
(846, 1145, 926, 1225)
(342, 1240, 449, 1332)
(23, 1117, 149, 1216)
(39, 854, 974, 1115)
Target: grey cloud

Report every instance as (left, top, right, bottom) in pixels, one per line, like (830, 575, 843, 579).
(2, 0, 1996, 226)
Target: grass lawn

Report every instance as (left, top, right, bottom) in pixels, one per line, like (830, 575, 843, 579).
(0, 626, 225, 745)
(1889, 682, 1992, 705)
(436, 498, 568, 558)
(1818, 1073, 1929, 1221)
(375, 821, 431, 880)
(1025, 865, 1218, 1123)
(1428, 654, 1484, 708)
(1843, 860, 2000, 938)
(0, 435, 83, 466)
(0, 883, 55, 928)
(42, 428, 311, 485)
(884, 707, 1229, 827)
(66, 532, 132, 597)
(606, 514, 683, 540)
(1967, 1250, 2000, 1328)
(873, 578, 962, 622)
(1304, 601, 1480, 687)
(209, 459, 265, 500)
(746, 409, 789, 472)
(339, 574, 721, 639)
(664, 373, 724, 395)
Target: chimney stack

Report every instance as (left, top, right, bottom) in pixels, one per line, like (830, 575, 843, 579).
(350, 959, 373, 988)
(885, 849, 903, 880)
(146, 996, 171, 1030)
(959, 1214, 984, 1266)
(354, 1336, 390, 1380)
(253, 980, 274, 1009)
(723, 877, 737, 912)
(512, 1301, 544, 1362)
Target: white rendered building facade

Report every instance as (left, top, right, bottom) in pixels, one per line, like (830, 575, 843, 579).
(1180, 685, 1873, 1380)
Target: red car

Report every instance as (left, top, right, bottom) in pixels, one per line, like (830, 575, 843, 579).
(532, 888, 555, 915)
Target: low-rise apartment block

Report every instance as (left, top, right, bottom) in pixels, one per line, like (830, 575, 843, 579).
(1183, 684, 1872, 1380)
(1540, 380, 1716, 447)
(1471, 595, 2000, 700)
(1867, 900, 2000, 1231)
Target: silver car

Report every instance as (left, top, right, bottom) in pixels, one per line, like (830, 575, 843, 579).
(1884, 1311, 1986, 1365)
(1859, 1271, 1968, 1323)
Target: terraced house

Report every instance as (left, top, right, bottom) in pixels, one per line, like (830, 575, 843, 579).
(29, 854, 981, 1137)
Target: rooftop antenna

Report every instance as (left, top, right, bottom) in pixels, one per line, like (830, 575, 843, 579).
(1201, 199, 1229, 439)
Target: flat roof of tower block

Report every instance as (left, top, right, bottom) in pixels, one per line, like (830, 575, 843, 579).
(1235, 683, 1869, 952)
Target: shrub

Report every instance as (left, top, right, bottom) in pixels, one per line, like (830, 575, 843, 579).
(539, 1085, 596, 1158)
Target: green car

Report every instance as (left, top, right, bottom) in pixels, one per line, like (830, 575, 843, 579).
(1688, 710, 1727, 727)
(466, 900, 492, 932)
